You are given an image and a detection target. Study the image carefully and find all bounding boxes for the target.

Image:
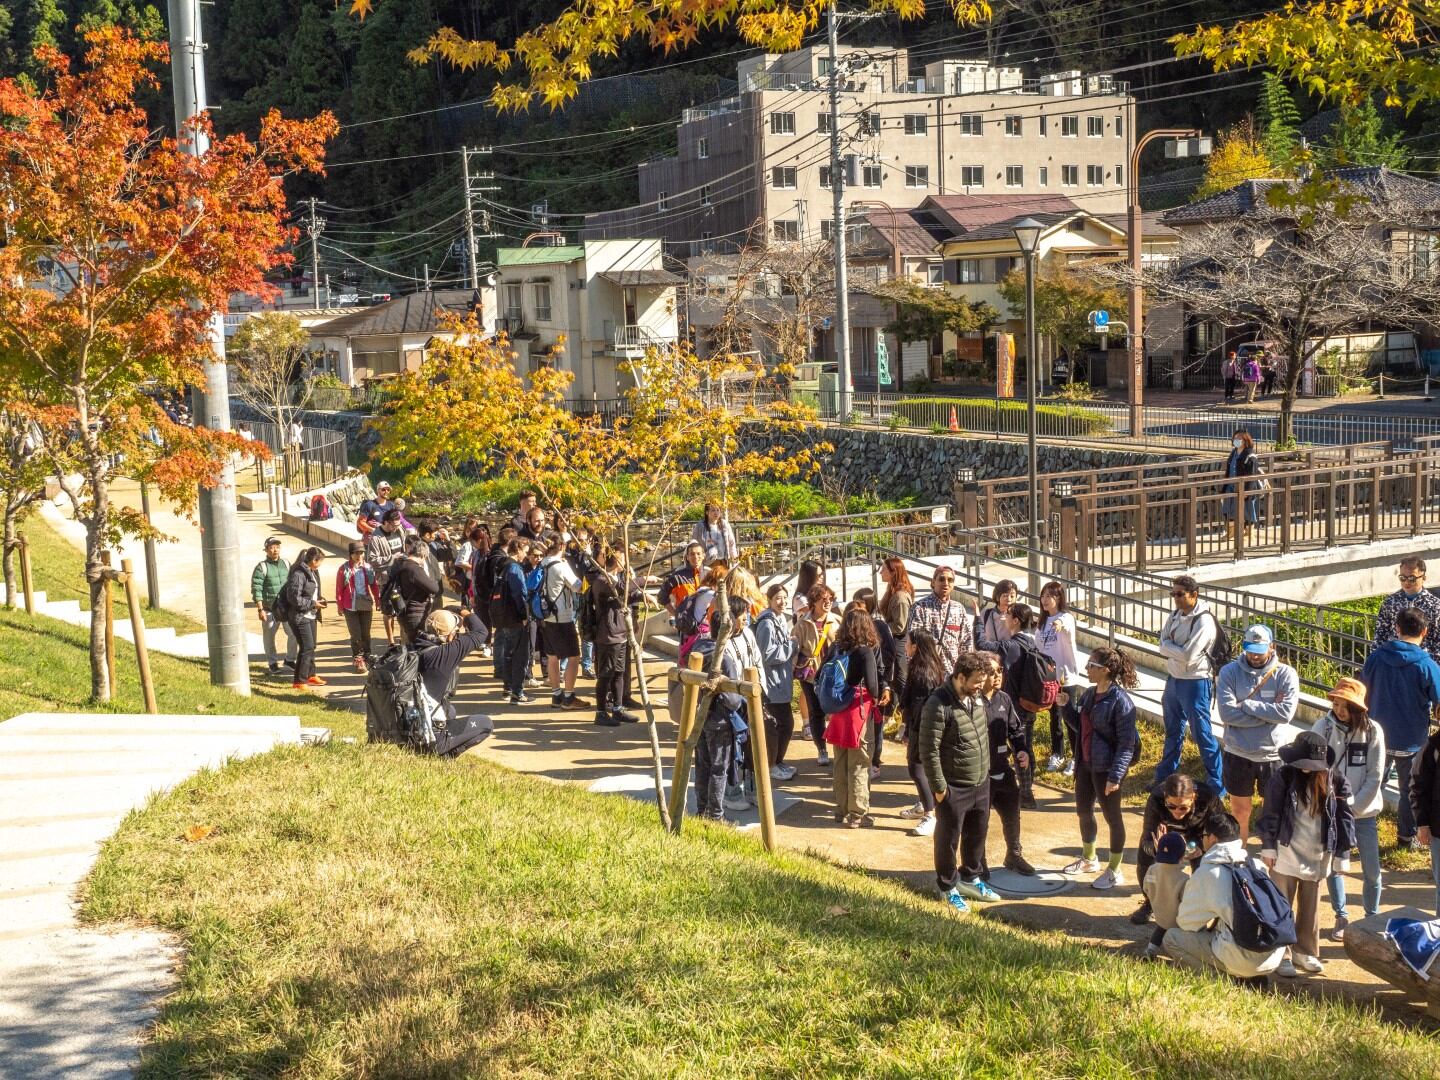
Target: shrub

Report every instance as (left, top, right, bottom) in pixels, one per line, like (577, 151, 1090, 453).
(735, 480, 841, 520)
(456, 476, 532, 514)
(895, 397, 1111, 437)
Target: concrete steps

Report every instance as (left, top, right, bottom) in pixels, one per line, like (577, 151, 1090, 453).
(18, 590, 266, 662)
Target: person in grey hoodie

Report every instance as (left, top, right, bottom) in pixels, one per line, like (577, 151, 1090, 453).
(1314, 678, 1386, 941)
(1216, 624, 1299, 843)
(1153, 575, 1225, 796)
(753, 584, 798, 781)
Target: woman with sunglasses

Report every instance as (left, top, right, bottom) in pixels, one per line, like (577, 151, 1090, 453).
(1129, 773, 1224, 926)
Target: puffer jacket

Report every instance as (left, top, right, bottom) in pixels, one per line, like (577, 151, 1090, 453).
(1310, 712, 1387, 819)
(919, 681, 990, 795)
(1257, 765, 1356, 861)
(1075, 683, 1140, 786)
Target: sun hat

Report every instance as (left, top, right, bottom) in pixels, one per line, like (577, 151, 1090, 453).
(1278, 730, 1335, 772)
(1327, 676, 1368, 714)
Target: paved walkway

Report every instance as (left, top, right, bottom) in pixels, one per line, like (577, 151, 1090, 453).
(0, 712, 301, 1079)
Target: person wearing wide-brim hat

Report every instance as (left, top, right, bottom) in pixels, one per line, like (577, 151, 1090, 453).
(1257, 728, 1357, 978)
(1313, 677, 1387, 942)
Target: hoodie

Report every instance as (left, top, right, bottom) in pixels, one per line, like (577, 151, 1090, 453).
(752, 608, 796, 704)
(1359, 639, 1440, 754)
(1215, 655, 1300, 761)
(1310, 711, 1387, 819)
(1173, 839, 1285, 977)
(1158, 601, 1217, 680)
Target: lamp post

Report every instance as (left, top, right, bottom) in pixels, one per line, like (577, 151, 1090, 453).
(1012, 216, 1044, 594)
(1127, 128, 1210, 437)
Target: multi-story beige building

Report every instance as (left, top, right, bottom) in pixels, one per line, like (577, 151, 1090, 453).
(585, 46, 1135, 255)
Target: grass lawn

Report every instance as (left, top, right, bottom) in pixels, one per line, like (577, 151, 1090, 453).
(15, 513, 205, 634)
(83, 742, 1440, 1079)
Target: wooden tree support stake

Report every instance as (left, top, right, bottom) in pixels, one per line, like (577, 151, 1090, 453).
(18, 533, 33, 615)
(119, 558, 157, 713)
(101, 551, 116, 700)
(668, 652, 705, 832)
(742, 665, 777, 853)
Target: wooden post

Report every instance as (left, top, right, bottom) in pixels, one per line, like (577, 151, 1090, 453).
(101, 550, 116, 700)
(668, 652, 705, 832)
(1280, 474, 1293, 553)
(1135, 489, 1148, 573)
(121, 558, 157, 714)
(1368, 464, 1381, 543)
(743, 665, 777, 853)
(1414, 454, 1425, 537)
(17, 532, 33, 615)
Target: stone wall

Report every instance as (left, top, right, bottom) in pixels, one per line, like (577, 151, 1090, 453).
(229, 401, 378, 460)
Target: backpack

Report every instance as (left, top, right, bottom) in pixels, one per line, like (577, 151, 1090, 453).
(537, 560, 567, 621)
(309, 493, 332, 521)
(1016, 639, 1060, 714)
(815, 652, 855, 715)
(268, 582, 290, 623)
(526, 564, 546, 621)
(380, 571, 406, 619)
(1228, 860, 1298, 952)
(364, 645, 443, 750)
(674, 589, 710, 638)
(577, 585, 597, 643)
(1206, 613, 1234, 676)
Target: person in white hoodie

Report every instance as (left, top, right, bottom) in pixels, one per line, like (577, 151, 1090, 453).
(1216, 625, 1299, 843)
(1153, 575, 1226, 797)
(1163, 812, 1287, 980)
(1314, 677, 1386, 942)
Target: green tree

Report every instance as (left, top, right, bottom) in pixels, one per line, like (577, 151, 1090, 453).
(279, 0, 346, 118)
(998, 265, 1124, 374)
(1319, 97, 1410, 168)
(16, 0, 66, 79)
(869, 279, 999, 343)
(1256, 71, 1303, 169)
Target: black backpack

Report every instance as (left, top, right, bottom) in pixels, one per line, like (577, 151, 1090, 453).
(674, 589, 710, 637)
(1229, 860, 1298, 952)
(577, 586, 597, 643)
(1015, 639, 1060, 714)
(365, 645, 439, 750)
(1207, 612, 1234, 675)
(380, 571, 407, 619)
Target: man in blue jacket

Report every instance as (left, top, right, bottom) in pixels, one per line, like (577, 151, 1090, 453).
(1361, 606, 1440, 849)
(489, 537, 534, 706)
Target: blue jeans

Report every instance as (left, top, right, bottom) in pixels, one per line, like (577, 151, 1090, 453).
(1384, 752, 1418, 842)
(1326, 814, 1382, 920)
(694, 712, 735, 820)
(1430, 837, 1440, 917)
(581, 639, 594, 671)
(494, 626, 531, 697)
(1154, 678, 1225, 796)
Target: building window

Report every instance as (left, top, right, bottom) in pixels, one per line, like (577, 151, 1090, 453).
(956, 258, 982, 283)
(960, 164, 983, 188)
(773, 219, 799, 242)
(1004, 115, 1023, 136)
(1087, 164, 1103, 186)
(700, 231, 714, 253)
(1005, 165, 1023, 187)
(903, 113, 928, 136)
(1115, 114, 1125, 137)
(1062, 164, 1078, 186)
(819, 165, 831, 189)
(503, 284, 522, 321)
(818, 113, 832, 134)
(1038, 166, 1048, 186)
(1039, 115, 1048, 137)
(995, 256, 1020, 280)
(532, 282, 552, 322)
(905, 165, 929, 188)
(697, 136, 709, 159)
(700, 184, 712, 206)
(862, 165, 883, 187)
(1061, 115, 1078, 137)
(817, 57, 833, 75)
(657, 191, 668, 211)
(1087, 115, 1103, 137)
(860, 110, 881, 135)
(771, 166, 797, 189)
(770, 111, 796, 136)
(820, 219, 832, 241)
(1115, 164, 1124, 186)
(960, 113, 983, 136)
(927, 262, 944, 286)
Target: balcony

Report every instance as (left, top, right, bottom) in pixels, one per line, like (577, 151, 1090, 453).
(611, 325, 677, 356)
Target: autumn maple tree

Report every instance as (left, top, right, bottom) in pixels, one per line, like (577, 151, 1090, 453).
(0, 28, 336, 700)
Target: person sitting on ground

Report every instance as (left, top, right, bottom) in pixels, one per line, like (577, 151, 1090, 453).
(1142, 831, 1192, 959)
(978, 650, 1034, 877)
(1314, 677, 1385, 942)
(1257, 730, 1356, 978)
(411, 607, 493, 752)
(921, 651, 1001, 913)
(1131, 773, 1225, 926)
(1163, 812, 1287, 981)
(1216, 624, 1300, 843)
(1062, 646, 1140, 891)
(898, 629, 947, 838)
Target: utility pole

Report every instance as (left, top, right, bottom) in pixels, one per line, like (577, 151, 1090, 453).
(826, 3, 852, 420)
(167, 0, 249, 695)
(305, 196, 325, 308)
(461, 145, 500, 291)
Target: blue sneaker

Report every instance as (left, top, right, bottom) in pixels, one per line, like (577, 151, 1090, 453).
(941, 886, 971, 913)
(955, 878, 1001, 903)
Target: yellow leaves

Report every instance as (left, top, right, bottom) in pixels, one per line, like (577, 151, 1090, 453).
(348, 0, 374, 18)
(181, 823, 216, 843)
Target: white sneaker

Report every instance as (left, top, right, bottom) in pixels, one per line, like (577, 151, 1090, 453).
(1092, 867, 1124, 890)
(1143, 941, 1163, 960)
(769, 764, 797, 781)
(1062, 759, 1075, 778)
(817, 750, 831, 766)
(1045, 754, 1064, 772)
(910, 814, 936, 837)
(898, 802, 930, 820)
(1293, 953, 1324, 974)
(1276, 957, 1298, 978)
(1061, 857, 1102, 875)
(724, 793, 753, 812)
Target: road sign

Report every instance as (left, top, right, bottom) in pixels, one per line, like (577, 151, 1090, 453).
(1089, 309, 1110, 330)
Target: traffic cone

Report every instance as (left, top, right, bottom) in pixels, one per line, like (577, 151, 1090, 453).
(948, 405, 960, 432)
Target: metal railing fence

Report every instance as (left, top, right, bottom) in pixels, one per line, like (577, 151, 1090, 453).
(236, 420, 348, 493)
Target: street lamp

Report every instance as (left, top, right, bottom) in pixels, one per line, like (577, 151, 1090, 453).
(1013, 216, 1044, 594)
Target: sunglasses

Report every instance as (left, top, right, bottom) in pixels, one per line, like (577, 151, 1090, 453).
(1164, 801, 1193, 812)
(936, 576, 955, 583)
(1170, 590, 1191, 598)
(1401, 574, 1424, 583)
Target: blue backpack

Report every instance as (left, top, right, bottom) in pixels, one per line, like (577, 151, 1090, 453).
(815, 653, 855, 714)
(1229, 860, 1297, 952)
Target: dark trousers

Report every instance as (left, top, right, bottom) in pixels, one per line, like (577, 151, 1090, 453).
(766, 700, 795, 767)
(1386, 752, 1419, 841)
(343, 609, 373, 659)
(871, 715, 885, 767)
(695, 712, 735, 819)
(1224, 376, 1236, 400)
(1076, 767, 1126, 853)
(1048, 703, 1072, 760)
(801, 680, 825, 750)
(495, 626, 530, 697)
(989, 769, 1023, 854)
(289, 617, 317, 681)
(934, 783, 990, 891)
(595, 640, 627, 711)
(905, 727, 936, 812)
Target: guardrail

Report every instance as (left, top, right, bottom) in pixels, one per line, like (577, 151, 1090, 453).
(292, 382, 395, 414)
(236, 420, 348, 493)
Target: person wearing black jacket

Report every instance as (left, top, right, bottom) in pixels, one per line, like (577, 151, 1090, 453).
(1129, 773, 1225, 925)
(1222, 428, 1259, 541)
(994, 602, 1042, 809)
(408, 608, 493, 754)
(899, 629, 947, 837)
(588, 550, 644, 726)
(853, 588, 899, 773)
(279, 546, 327, 689)
(489, 537, 533, 703)
(979, 652, 1034, 876)
(479, 528, 518, 679)
(388, 536, 443, 643)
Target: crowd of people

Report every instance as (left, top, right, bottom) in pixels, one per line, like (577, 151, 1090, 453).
(1221, 350, 1285, 403)
(249, 486, 1440, 982)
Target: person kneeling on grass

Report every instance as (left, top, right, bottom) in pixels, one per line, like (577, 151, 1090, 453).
(1062, 647, 1141, 891)
(1142, 830, 1191, 959)
(921, 651, 1000, 913)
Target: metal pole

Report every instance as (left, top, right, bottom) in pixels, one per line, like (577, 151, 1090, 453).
(169, 0, 251, 694)
(1024, 248, 1040, 596)
(139, 480, 161, 611)
(462, 145, 481, 292)
(827, 3, 853, 420)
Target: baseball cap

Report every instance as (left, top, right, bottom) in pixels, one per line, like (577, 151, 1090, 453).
(264, 536, 282, 548)
(1241, 625, 1273, 654)
(376, 481, 392, 491)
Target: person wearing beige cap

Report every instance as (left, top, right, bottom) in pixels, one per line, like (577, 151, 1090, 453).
(1313, 677, 1386, 942)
